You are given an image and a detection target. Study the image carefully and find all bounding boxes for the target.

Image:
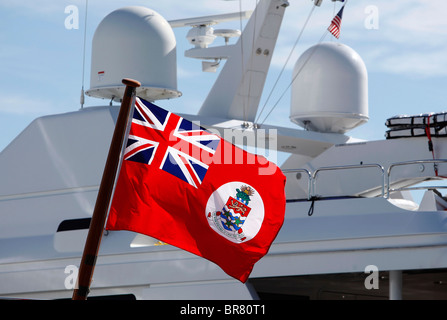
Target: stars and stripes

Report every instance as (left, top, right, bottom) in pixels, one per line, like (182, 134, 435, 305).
(123, 97, 221, 188)
(328, 5, 345, 39)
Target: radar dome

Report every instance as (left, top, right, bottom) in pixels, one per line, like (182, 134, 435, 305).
(290, 42, 368, 133)
(86, 6, 181, 102)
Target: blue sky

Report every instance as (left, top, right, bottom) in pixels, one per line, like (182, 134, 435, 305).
(1, 0, 447, 163)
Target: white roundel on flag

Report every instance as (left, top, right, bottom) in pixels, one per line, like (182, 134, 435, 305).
(205, 182, 265, 244)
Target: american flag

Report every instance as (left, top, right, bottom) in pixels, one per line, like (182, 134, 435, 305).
(124, 97, 221, 188)
(328, 5, 345, 39)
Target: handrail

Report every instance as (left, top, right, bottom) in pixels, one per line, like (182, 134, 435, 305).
(386, 159, 447, 197)
(282, 168, 312, 200)
(283, 164, 385, 199)
(313, 164, 385, 198)
(284, 159, 447, 201)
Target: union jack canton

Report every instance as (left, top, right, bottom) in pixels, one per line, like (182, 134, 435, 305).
(123, 97, 221, 188)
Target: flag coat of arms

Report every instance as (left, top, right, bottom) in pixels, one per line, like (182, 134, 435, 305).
(106, 97, 286, 282)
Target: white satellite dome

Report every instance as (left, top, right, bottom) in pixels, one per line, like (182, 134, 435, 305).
(290, 42, 368, 133)
(86, 6, 181, 102)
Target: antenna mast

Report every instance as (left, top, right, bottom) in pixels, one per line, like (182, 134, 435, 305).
(80, 0, 89, 109)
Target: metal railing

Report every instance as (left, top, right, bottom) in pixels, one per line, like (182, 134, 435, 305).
(282, 168, 312, 200)
(313, 164, 385, 198)
(284, 159, 447, 200)
(386, 159, 447, 197)
(283, 164, 385, 200)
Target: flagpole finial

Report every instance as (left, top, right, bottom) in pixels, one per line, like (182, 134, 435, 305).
(122, 78, 141, 88)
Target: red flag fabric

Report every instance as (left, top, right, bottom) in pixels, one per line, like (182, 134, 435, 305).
(106, 97, 286, 282)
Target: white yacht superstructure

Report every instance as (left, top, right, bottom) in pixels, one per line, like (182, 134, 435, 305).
(1, 0, 447, 300)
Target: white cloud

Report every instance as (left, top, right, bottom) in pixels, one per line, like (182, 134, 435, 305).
(0, 0, 65, 15)
(355, 1, 447, 76)
(0, 95, 55, 115)
(272, 0, 447, 77)
(376, 49, 447, 77)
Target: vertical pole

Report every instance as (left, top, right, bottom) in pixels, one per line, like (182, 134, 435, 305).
(72, 79, 141, 300)
(389, 270, 403, 300)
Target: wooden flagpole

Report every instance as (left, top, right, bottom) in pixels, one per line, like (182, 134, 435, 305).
(72, 78, 141, 300)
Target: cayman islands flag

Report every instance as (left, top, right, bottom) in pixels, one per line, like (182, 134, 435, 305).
(106, 97, 286, 283)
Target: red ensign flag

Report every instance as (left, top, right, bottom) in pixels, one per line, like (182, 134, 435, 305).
(106, 97, 286, 282)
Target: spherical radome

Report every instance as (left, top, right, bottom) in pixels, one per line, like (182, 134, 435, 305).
(290, 42, 368, 133)
(86, 6, 181, 102)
